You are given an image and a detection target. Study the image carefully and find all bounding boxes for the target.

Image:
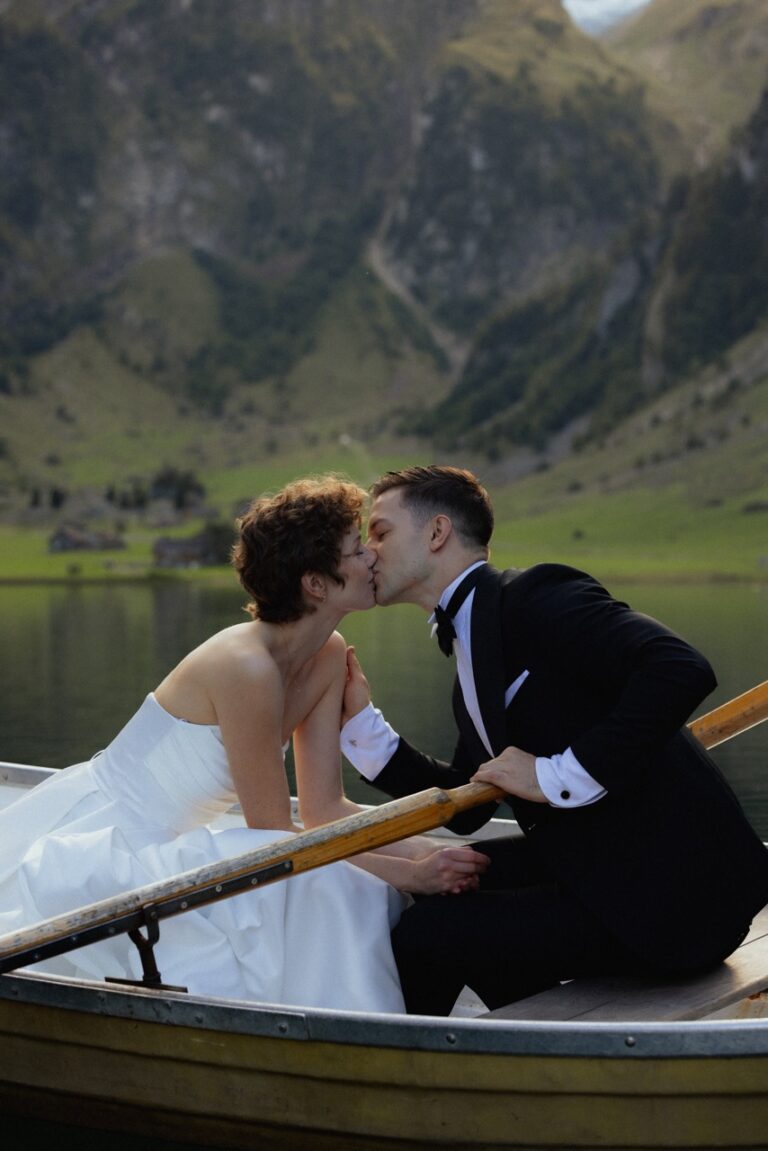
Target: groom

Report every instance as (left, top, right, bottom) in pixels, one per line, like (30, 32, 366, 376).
(341, 465, 768, 1015)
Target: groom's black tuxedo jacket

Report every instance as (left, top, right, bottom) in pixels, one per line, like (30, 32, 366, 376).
(371, 563, 768, 971)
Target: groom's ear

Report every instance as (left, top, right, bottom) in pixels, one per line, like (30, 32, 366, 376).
(428, 514, 453, 551)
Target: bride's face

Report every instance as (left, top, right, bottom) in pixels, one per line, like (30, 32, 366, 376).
(332, 527, 377, 612)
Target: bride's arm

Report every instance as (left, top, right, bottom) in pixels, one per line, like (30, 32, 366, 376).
(350, 842, 490, 895)
(293, 632, 365, 827)
(294, 637, 489, 894)
(212, 654, 299, 832)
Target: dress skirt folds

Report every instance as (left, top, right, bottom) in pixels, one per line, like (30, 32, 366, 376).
(0, 694, 405, 1013)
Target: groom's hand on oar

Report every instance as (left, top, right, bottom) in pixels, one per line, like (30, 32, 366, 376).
(342, 645, 372, 727)
(471, 747, 547, 804)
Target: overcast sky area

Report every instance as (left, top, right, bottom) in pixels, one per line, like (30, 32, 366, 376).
(562, 0, 653, 33)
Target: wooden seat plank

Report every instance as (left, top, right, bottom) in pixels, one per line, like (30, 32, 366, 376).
(483, 907, 768, 1023)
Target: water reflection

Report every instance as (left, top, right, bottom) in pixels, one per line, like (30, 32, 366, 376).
(1, 579, 767, 833)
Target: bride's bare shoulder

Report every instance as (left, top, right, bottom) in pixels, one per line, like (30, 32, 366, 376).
(309, 630, 347, 671)
(190, 622, 277, 680)
(325, 629, 348, 657)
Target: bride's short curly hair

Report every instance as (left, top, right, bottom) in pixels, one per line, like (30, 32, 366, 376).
(232, 476, 367, 623)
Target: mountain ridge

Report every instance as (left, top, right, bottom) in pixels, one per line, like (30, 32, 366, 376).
(1, 0, 766, 531)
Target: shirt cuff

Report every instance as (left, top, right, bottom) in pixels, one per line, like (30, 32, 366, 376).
(341, 703, 400, 781)
(535, 747, 607, 808)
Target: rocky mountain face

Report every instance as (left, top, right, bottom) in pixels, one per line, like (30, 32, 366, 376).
(1, 0, 766, 487)
(662, 85, 768, 377)
(2, 0, 468, 357)
(385, 7, 661, 321)
(394, 0, 768, 456)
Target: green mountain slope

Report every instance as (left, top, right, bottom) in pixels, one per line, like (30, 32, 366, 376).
(609, 0, 768, 164)
(487, 316, 768, 580)
(1, 0, 767, 553)
(661, 89, 768, 376)
(0, 255, 448, 499)
(423, 37, 768, 457)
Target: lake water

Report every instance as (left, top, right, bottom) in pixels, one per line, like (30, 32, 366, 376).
(2, 577, 768, 1151)
(1, 577, 768, 835)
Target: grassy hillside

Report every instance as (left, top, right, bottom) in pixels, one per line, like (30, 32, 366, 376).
(489, 319, 768, 580)
(609, 0, 768, 163)
(0, 257, 450, 499)
(3, 311, 768, 585)
(447, 0, 622, 93)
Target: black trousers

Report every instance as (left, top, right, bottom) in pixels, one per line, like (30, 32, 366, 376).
(391, 836, 638, 1016)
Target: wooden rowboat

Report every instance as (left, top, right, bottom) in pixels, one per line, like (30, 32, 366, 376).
(2, 767, 768, 1150)
(2, 683, 768, 1150)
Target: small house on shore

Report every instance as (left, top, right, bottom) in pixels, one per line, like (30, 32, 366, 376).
(48, 524, 126, 553)
(152, 524, 234, 569)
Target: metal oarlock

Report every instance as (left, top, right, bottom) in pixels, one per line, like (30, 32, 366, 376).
(105, 904, 188, 993)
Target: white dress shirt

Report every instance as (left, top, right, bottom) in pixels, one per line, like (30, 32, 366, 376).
(341, 562, 607, 809)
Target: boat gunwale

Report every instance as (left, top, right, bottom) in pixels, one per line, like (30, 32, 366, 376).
(3, 966, 768, 1061)
(1, 762, 56, 785)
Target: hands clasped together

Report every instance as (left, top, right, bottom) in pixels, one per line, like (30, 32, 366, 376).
(408, 843, 490, 896)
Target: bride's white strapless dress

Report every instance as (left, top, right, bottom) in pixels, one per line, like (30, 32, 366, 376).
(0, 694, 406, 1012)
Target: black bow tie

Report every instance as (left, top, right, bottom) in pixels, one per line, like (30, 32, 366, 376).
(432, 567, 485, 657)
(433, 604, 456, 656)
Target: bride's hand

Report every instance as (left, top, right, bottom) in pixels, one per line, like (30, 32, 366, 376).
(342, 646, 372, 727)
(407, 846, 490, 896)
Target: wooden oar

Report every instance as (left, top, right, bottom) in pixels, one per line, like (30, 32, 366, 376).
(689, 678, 768, 749)
(0, 679, 766, 976)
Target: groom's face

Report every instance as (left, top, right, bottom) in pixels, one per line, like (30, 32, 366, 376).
(366, 489, 433, 606)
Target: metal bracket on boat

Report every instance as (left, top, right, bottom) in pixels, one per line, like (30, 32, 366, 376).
(106, 860, 296, 991)
(105, 904, 188, 993)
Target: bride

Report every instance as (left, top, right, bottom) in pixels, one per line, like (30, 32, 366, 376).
(0, 476, 487, 1012)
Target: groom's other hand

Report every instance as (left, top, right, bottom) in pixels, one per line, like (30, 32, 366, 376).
(342, 646, 372, 727)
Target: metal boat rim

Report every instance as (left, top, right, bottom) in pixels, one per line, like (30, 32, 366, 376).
(2, 967, 768, 1060)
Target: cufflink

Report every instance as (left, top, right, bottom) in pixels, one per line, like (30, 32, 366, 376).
(350, 739, 358, 746)
(560, 790, 571, 801)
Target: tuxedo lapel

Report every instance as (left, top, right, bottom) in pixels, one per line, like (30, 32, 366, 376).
(469, 565, 508, 757)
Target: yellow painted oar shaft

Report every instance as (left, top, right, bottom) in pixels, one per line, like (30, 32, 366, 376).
(0, 679, 765, 971)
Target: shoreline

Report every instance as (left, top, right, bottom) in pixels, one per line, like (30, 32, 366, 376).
(1, 569, 768, 589)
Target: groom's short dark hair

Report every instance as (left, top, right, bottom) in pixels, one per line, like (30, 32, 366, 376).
(371, 466, 493, 548)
